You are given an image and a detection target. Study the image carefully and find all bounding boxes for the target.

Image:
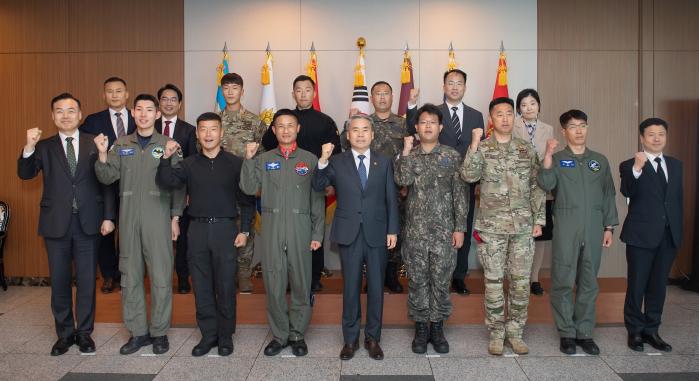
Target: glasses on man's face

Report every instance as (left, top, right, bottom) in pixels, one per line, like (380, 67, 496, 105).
(446, 81, 464, 87)
(373, 92, 390, 98)
(567, 123, 588, 130)
(160, 97, 179, 104)
(418, 120, 439, 126)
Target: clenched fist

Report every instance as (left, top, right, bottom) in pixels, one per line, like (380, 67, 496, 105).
(163, 140, 181, 159)
(25, 127, 42, 151)
(402, 136, 414, 156)
(470, 128, 484, 151)
(245, 142, 260, 160)
(633, 152, 648, 172)
(545, 138, 559, 156)
(320, 143, 334, 164)
(408, 88, 420, 106)
(94, 133, 109, 153)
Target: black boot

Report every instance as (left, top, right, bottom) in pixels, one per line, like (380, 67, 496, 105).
(430, 321, 449, 353)
(412, 322, 430, 354)
(384, 263, 403, 293)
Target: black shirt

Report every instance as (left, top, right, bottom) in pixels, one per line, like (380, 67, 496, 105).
(261, 107, 341, 158)
(156, 150, 255, 232)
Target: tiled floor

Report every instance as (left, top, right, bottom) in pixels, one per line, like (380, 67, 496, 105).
(0, 286, 698, 381)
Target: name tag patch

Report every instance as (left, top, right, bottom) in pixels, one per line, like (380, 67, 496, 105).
(295, 162, 309, 176)
(118, 148, 135, 156)
(265, 161, 281, 171)
(560, 159, 575, 168)
(588, 160, 601, 172)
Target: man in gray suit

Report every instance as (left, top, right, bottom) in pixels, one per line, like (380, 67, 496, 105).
(312, 115, 399, 361)
(406, 69, 484, 295)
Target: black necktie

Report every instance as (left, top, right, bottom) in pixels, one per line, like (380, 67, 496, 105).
(451, 106, 461, 141)
(66, 137, 78, 212)
(358, 155, 368, 190)
(655, 157, 667, 194)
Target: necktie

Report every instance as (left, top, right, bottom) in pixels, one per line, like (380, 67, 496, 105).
(654, 157, 667, 194)
(526, 122, 536, 141)
(451, 106, 461, 141)
(164, 121, 171, 137)
(358, 154, 368, 190)
(66, 137, 78, 212)
(115, 112, 126, 137)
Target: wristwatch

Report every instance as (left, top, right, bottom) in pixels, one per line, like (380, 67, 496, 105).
(604, 226, 614, 233)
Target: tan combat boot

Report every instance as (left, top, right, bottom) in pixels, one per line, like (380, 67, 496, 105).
(488, 337, 504, 355)
(238, 271, 253, 293)
(507, 337, 529, 355)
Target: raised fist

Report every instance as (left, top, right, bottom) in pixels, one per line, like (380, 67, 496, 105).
(320, 143, 334, 162)
(163, 140, 180, 159)
(545, 138, 559, 155)
(94, 133, 109, 153)
(408, 88, 420, 106)
(245, 142, 260, 160)
(470, 128, 484, 151)
(25, 127, 42, 150)
(633, 152, 648, 171)
(402, 136, 414, 156)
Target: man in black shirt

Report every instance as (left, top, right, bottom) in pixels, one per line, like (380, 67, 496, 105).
(262, 75, 341, 291)
(157, 112, 254, 357)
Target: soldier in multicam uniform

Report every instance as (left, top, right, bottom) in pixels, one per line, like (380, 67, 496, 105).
(395, 104, 468, 354)
(218, 73, 267, 293)
(340, 81, 408, 293)
(460, 97, 546, 356)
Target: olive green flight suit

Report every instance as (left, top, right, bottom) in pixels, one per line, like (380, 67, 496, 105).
(95, 132, 185, 337)
(538, 146, 618, 339)
(239, 147, 325, 344)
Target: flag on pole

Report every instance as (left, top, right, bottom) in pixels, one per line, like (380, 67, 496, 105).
(397, 42, 414, 117)
(486, 41, 510, 137)
(259, 43, 277, 126)
(447, 41, 458, 71)
(215, 42, 230, 112)
(306, 42, 322, 111)
(350, 37, 370, 115)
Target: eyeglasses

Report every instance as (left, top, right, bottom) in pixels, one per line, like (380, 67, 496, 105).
(159, 97, 179, 104)
(417, 120, 439, 126)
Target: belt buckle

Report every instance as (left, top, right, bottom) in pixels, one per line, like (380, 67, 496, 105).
(207, 217, 216, 224)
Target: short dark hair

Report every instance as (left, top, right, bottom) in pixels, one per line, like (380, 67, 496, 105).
(559, 109, 588, 127)
(489, 97, 514, 113)
(104, 76, 127, 87)
(157, 83, 183, 102)
(639, 117, 668, 135)
(370, 81, 392, 93)
(196, 112, 221, 126)
(293, 75, 315, 89)
(416, 103, 443, 125)
(272, 109, 299, 126)
(443, 69, 467, 83)
(515, 88, 541, 114)
(220, 73, 244, 87)
(133, 94, 159, 109)
(51, 92, 81, 110)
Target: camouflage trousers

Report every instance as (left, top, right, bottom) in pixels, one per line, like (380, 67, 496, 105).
(405, 243, 457, 322)
(388, 194, 407, 265)
(476, 232, 534, 339)
(236, 215, 255, 277)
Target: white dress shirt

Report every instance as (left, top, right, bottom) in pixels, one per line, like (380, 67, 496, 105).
(22, 130, 79, 159)
(445, 101, 464, 132)
(162, 116, 178, 138)
(109, 108, 129, 137)
(632, 151, 668, 181)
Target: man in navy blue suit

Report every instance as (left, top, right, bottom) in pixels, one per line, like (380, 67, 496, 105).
(620, 118, 683, 353)
(80, 77, 135, 293)
(312, 115, 399, 361)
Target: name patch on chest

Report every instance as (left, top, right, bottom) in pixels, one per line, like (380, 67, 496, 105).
(295, 162, 309, 176)
(265, 161, 281, 171)
(560, 159, 575, 168)
(588, 160, 601, 172)
(118, 148, 135, 156)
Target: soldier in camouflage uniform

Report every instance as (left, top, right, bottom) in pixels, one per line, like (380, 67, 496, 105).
(340, 81, 408, 293)
(396, 104, 468, 354)
(460, 97, 546, 356)
(219, 73, 267, 293)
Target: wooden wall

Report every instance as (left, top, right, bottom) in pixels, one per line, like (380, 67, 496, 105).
(0, 0, 184, 276)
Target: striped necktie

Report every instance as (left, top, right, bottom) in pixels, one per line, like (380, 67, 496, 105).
(115, 112, 126, 137)
(451, 106, 461, 140)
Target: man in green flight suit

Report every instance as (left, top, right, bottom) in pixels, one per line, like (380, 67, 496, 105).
(239, 109, 325, 357)
(538, 109, 619, 356)
(94, 94, 185, 356)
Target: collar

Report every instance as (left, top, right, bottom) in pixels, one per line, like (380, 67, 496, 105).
(58, 130, 79, 142)
(278, 142, 298, 159)
(418, 143, 441, 155)
(445, 101, 463, 112)
(644, 151, 664, 162)
(564, 145, 590, 158)
(351, 148, 370, 161)
(109, 108, 128, 117)
(222, 107, 245, 118)
(371, 112, 396, 123)
(163, 116, 178, 125)
(522, 118, 538, 127)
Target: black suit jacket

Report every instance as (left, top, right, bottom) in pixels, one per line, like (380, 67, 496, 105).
(619, 156, 683, 249)
(407, 102, 484, 157)
(312, 150, 399, 248)
(17, 133, 115, 238)
(80, 109, 136, 148)
(155, 118, 198, 158)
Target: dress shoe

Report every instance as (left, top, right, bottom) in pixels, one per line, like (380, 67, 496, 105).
(264, 339, 288, 356)
(119, 335, 152, 355)
(488, 338, 504, 355)
(530, 282, 544, 296)
(385, 263, 403, 293)
(429, 321, 449, 354)
(559, 337, 576, 355)
(177, 278, 191, 294)
(642, 333, 672, 352)
(575, 338, 600, 355)
(76, 333, 96, 353)
(191, 338, 217, 357)
(51, 336, 75, 356)
(238, 273, 253, 293)
(101, 278, 115, 294)
(152, 335, 169, 354)
(627, 333, 644, 352)
(364, 338, 384, 360)
(311, 280, 323, 292)
(217, 340, 234, 356)
(412, 321, 430, 354)
(340, 341, 359, 360)
(451, 279, 470, 295)
(507, 337, 529, 355)
(290, 339, 308, 357)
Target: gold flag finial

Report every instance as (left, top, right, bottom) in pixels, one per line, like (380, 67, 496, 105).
(357, 37, 366, 50)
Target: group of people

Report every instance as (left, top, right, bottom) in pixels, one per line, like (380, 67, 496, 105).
(18, 68, 683, 361)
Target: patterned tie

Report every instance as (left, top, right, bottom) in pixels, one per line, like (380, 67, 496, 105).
(164, 121, 171, 137)
(451, 106, 461, 141)
(66, 137, 78, 212)
(115, 112, 126, 137)
(655, 157, 667, 194)
(358, 154, 368, 190)
(526, 122, 536, 141)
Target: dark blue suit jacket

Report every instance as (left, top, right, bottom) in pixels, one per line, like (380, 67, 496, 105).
(312, 150, 399, 248)
(619, 156, 683, 249)
(80, 109, 136, 148)
(155, 118, 198, 158)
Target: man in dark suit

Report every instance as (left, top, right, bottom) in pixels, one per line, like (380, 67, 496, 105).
(406, 69, 484, 295)
(620, 117, 683, 353)
(18, 93, 115, 356)
(80, 76, 135, 293)
(155, 83, 197, 294)
(312, 115, 399, 361)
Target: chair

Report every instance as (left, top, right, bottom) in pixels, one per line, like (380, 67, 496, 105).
(0, 201, 10, 291)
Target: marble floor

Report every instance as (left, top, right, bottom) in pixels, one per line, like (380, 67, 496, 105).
(0, 285, 698, 381)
